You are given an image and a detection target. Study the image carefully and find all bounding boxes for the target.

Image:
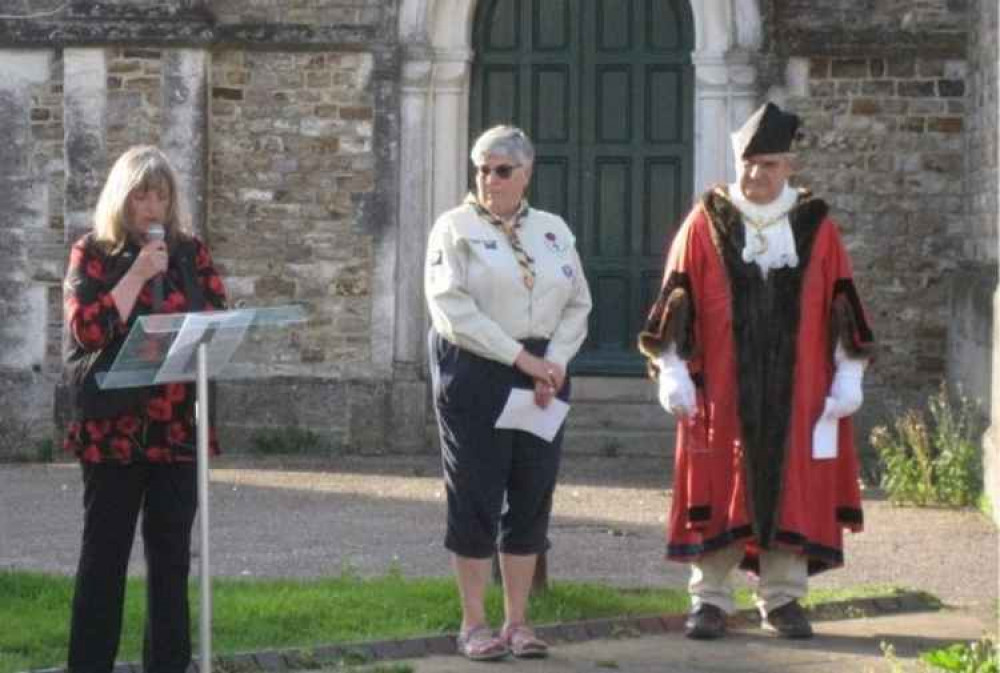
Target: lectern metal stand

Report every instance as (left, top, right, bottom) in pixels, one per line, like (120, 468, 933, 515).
(96, 305, 307, 673)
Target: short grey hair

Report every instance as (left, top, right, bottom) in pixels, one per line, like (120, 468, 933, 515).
(470, 125, 535, 168)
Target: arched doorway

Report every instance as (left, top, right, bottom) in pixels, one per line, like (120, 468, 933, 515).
(469, 0, 695, 375)
(393, 0, 762, 384)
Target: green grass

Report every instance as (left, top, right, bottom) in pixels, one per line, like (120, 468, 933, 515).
(0, 570, 911, 673)
(0, 569, 691, 672)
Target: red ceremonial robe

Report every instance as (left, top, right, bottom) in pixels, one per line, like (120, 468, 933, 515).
(639, 187, 874, 575)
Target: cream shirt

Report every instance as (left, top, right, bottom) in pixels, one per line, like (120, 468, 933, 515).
(425, 203, 592, 367)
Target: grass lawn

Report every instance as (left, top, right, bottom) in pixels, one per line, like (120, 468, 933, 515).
(0, 569, 903, 673)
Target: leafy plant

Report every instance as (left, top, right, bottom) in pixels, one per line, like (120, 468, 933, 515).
(920, 638, 998, 672)
(870, 384, 984, 508)
(248, 426, 329, 455)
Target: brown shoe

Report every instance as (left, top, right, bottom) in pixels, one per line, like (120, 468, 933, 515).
(684, 603, 727, 639)
(761, 600, 814, 639)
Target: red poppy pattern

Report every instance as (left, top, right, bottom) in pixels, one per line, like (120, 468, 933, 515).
(63, 235, 227, 463)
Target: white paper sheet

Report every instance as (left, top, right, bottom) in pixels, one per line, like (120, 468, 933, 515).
(494, 388, 570, 443)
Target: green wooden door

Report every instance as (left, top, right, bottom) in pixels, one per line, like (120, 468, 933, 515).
(470, 0, 695, 376)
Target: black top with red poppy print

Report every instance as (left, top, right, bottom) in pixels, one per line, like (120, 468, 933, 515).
(63, 233, 228, 464)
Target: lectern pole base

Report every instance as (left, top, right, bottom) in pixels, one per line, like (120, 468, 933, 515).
(196, 343, 212, 673)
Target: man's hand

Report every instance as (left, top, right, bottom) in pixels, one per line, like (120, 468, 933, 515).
(823, 354, 865, 419)
(655, 350, 696, 417)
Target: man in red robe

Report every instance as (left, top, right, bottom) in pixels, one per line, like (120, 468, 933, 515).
(638, 102, 874, 640)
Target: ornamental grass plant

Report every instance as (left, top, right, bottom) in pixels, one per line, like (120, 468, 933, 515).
(870, 383, 985, 508)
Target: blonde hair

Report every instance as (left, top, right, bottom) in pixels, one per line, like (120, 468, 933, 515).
(93, 145, 189, 250)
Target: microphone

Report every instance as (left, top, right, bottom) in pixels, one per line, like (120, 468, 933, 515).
(147, 223, 165, 311)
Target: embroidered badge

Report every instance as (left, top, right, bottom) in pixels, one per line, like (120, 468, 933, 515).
(468, 238, 499, 250)
(562, 264, 574, 278)
(544, 232, 570, 256)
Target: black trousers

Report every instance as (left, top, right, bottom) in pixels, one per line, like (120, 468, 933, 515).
(430, 331, 568, 559)
(68, 461, 198, 673)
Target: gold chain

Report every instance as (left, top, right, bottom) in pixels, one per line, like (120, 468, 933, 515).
(743, 209, 793, 257)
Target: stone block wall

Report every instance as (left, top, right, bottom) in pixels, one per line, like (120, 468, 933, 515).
(785, 53, 966, 414)
(762, 0, 971, 423)
(0, 0, 409, 457)
(964, 0, 999, 524)
(0, 48, 64, 455)
(208, 0, 381, 25)
(209, 50, 376, 372)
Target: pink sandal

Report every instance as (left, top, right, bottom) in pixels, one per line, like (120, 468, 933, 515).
(501, 623, 549, 659)
(456, 625, 509, 661)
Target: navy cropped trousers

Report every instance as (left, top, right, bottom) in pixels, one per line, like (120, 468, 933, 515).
(429, 330, 569, 559)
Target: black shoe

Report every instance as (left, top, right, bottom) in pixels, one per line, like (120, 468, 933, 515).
(761, 600, 814, 639)
(684, 603, 727, 639)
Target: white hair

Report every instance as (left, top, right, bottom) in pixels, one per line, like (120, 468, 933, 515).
(470, 125, 535, 168)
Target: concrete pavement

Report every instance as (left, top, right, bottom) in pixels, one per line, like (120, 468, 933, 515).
(383, 610, 993, 673)
(2, 457, 996, 673)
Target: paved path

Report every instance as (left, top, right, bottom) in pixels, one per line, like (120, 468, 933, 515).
(2, 456, 997, 672)
(384, 611, 993, 673)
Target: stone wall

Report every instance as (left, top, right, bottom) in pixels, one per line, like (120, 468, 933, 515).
(0, 1, 995, 464)
(0, 48, 63, 456)
(0, 0, 409, 456)
(964, 0, 999, 524)
(761, 0, 970, 425)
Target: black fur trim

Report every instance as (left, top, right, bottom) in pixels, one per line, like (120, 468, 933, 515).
(831, 279, 875, 360)
(836, 507, 864, 525)
(667, 525, 846, 576)
(701, 187, 826, 548)
(688, 505, 712, 522)
(638, 270, 696, 367)
(667, 525, 754, 558)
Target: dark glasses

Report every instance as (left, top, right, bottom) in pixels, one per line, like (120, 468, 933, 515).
(477, 164, 520, 179)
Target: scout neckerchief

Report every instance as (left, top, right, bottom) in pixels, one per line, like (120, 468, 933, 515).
(465, 193, 535, 289)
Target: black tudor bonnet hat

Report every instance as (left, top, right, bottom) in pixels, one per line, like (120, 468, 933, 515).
(731, 102, 801, 159)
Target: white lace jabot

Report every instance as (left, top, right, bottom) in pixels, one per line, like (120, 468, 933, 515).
(728, 182, 799, 278)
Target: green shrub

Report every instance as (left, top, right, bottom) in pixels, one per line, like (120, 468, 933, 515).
(248, 426, 330, 455)
(870, 384, 984, 508)
(920, 638, 998, 672)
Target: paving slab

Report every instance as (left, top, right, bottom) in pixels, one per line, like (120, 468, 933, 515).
(370, 610, 994, 673)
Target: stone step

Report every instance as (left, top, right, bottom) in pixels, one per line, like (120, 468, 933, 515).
(570, 376, 657, 403)
(562, 426, 676, 457)
(566, 399, 672, 431)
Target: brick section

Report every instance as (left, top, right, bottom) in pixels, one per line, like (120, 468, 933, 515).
(209, 49, 376, 381)
(780, 48, 970, 409)
(965, 0, 998, 265)
(770, 0, 967, 55)
(105, 47, 163, 160)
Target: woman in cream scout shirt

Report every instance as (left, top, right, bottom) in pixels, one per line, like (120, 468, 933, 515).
(425, 125, 592, 661)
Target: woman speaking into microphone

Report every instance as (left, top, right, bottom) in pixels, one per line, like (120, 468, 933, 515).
(62, 145, 227, 673)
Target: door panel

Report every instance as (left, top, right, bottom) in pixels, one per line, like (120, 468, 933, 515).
(471, 0, 694, 376)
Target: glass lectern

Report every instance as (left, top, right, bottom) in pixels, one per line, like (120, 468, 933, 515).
(97, 305, 307, 673)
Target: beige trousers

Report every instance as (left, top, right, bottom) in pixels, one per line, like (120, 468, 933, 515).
(689, 544, 808, 616)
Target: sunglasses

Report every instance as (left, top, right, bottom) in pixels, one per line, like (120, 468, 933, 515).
(477, 164, 520, 180)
